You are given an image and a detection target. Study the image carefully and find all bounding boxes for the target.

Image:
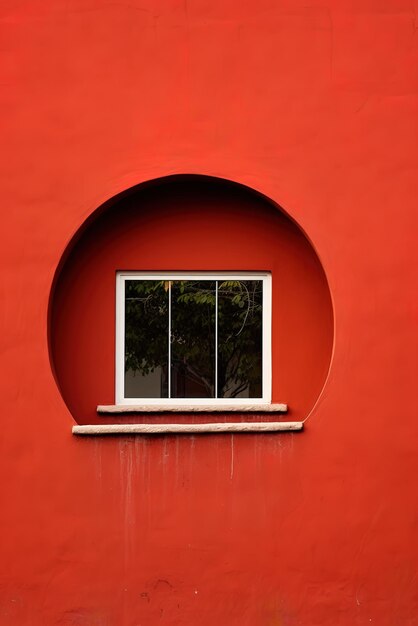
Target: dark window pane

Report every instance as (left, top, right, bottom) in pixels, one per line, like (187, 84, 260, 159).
(217, 280, 263, 398)
(124, 280, 169, 398)
(170, 280, 216, 398)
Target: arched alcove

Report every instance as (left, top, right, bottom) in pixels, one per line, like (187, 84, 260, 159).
(49, 176, 334, 425)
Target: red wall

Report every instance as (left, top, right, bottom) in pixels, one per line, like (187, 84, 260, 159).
(50, 178, 333, 426)
(1, 1, 417, 624)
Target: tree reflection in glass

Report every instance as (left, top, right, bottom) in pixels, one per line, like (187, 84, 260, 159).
(171, 281, 216, 398)
(124, 280, 168, 398)
(218, 280, 262, 398)
(124, 278, 263, 399)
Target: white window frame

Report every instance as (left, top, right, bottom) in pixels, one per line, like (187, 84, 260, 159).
(115, 271, 272, 407)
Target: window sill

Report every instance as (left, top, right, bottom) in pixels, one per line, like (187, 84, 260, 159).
(77, 403, 299, 436)
(97, 403, 288, 414)
(73, 421, 303, 436)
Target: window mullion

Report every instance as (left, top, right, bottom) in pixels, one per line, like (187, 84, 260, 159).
(215, 280, 218, 399)
(168, 280, 172, 399)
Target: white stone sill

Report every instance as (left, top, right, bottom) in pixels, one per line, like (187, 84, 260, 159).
(97, 403, 288, 414)
(73, 421, 303, 436)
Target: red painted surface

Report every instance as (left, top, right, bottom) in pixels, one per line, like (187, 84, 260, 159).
(50, 178, 333, 426)
(1, 1, 417, 625)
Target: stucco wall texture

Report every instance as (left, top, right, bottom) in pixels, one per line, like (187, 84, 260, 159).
(1, 1, 417, 625)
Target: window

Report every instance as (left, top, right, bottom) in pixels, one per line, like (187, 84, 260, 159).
(116, 272, 272, 406)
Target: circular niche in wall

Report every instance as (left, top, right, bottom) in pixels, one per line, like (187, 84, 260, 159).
(49, 175, 334, 425)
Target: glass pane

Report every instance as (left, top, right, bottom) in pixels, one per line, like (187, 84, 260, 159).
(170, 280, 216, 398)
(124, 280, 169, 398)
(217, 280, 263, 398)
